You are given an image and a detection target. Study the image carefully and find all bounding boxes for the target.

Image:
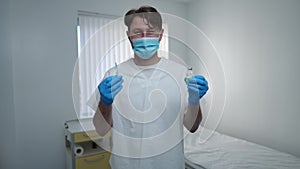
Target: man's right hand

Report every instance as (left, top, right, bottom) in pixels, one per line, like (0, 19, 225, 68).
(98, 75, 123, 105)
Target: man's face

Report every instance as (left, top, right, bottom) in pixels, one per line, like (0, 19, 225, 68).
(127, 16, 162, 40)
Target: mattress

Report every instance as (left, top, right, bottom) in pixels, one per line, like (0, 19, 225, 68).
(184, 127, 300, 169)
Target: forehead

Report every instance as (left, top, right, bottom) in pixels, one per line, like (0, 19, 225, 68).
(129, 16, 156, 31)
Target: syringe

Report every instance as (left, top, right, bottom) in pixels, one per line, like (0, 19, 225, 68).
(185, 66, 193, 83)
(114, 62, 118, 76)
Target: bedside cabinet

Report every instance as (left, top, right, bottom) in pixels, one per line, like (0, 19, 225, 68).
(65, 119, 111, 169)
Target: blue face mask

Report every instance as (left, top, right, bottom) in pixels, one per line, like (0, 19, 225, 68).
(132, 37, 160, 60)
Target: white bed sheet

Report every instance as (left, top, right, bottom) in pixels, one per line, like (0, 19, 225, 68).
(184, 127, 300, 169)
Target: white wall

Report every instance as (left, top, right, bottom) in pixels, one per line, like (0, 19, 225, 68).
(0, 0, 16, 169)
(187, 0, 300, 157)
(3, 0, 187, 169)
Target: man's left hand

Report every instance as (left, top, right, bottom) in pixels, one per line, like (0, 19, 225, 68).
(186, 75, 209, 106)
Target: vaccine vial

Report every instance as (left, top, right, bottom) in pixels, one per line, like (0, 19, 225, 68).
(185, 66, 193, 83)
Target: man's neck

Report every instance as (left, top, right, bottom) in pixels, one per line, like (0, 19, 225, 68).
(133, 53, 161, 66)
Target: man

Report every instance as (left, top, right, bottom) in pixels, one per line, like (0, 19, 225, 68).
(92, 6, 209, 169)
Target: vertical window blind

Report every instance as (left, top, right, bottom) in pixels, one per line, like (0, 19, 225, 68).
(77, 11, 169, 118)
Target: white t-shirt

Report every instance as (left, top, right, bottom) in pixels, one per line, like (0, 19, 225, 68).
(88, 58, 188, 169)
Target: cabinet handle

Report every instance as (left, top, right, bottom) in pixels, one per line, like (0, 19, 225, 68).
(84, 155, 105, 163)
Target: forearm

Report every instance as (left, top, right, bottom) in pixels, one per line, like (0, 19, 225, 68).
(183, 104, 202, 133)
(93, 102, 113, 136)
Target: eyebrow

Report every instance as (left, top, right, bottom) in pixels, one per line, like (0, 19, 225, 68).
(131, 28, 157, 32)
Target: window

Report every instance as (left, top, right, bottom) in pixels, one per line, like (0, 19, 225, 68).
(76, 11, 169, 118)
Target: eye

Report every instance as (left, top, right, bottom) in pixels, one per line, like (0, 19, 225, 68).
(134, 31, 143, 35)
(146, 30, 158, 36)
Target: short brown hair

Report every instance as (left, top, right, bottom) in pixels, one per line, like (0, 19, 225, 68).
(124, 6, 162, 31)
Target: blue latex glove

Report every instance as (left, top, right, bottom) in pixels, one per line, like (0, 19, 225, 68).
(98, 75, 123, 105)
(186, 75, 209, 106)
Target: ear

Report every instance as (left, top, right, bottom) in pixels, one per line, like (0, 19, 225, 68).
(159, 29, 164, 42)
(127, 31, 134, 49)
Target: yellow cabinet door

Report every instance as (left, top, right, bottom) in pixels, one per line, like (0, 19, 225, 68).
(76, 152, 111, 169)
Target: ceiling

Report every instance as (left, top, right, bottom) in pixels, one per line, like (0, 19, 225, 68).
(160, 0, 195, 4)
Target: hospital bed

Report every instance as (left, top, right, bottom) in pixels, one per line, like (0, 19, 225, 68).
(184, 127, 300, 169)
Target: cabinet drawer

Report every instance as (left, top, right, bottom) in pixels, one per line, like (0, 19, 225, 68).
(74, 131, 101, 143)
(74, 131, 111, 143)
(76, 152, 111, 169)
